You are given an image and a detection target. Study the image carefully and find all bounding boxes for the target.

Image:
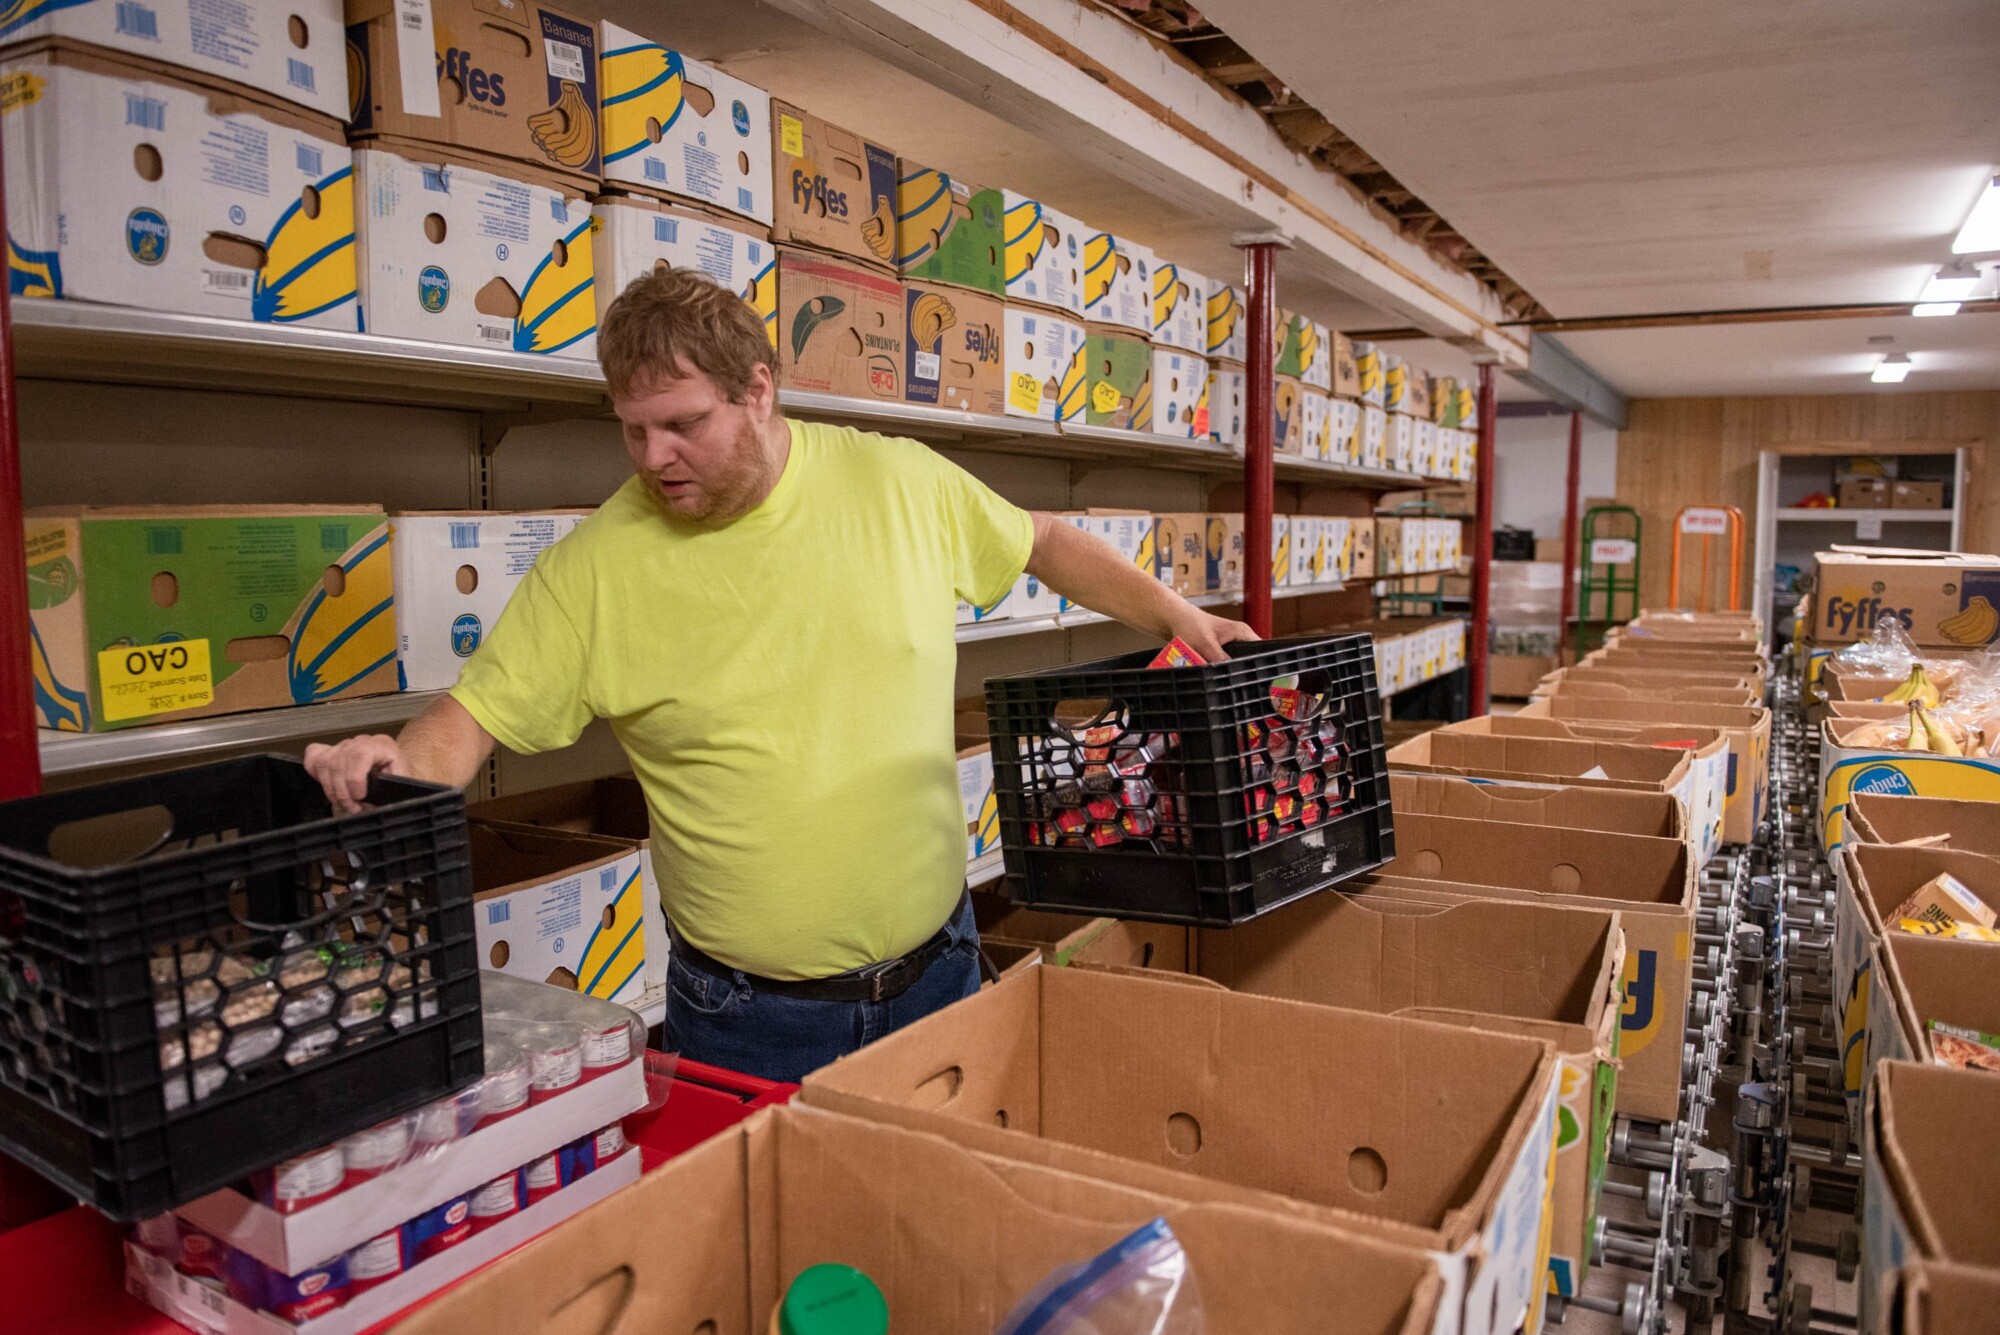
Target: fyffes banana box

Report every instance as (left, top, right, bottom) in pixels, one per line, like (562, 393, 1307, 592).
(1327, 396, 1361, 466)
(597, 24, 772, 226)
(1360, 403, 1389, 469)
(1353, 339, 1386, 407)
(1205, 361, 1245, 449)
(1080, 229, 1152, 334)
(1205, 282, 1245, 361)
(1002, 305, 1085, 423)
(1149, 260, 1207, 354)
(894, 160, 1003, 295)
(773, 246, 901, 399)
(354, 141, 594, 358)
(999, 191, 1083, 316)
(769, 100, 896, 269)
(588, 196, 774, 335)
(1298, 386, 1332, 461)
(390, 510, 589, 692)
(1082, 326, 1152, 430)
(903, 281, 1005, 416)
(347, 0, 601, 183)
(4, 47, 357, 329)
(1809, 549, 2000, 649)
(1273, 374, 1305, 456)
(1149, 348, 1205, 439)
(26, 505, 396, 733)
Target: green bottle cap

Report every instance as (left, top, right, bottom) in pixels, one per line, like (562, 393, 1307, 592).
(779, 1264, 889, 1335)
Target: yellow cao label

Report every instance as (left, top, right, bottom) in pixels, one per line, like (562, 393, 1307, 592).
(0, 72, 44, 115)
(1008, 371, 1043, 415)
(98, 640, 214, 722)
(1090, 380, 1122, 414)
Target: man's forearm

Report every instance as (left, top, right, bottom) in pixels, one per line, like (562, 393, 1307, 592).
(399, 695, 498, 789)
(1023, 514, 1183, 637)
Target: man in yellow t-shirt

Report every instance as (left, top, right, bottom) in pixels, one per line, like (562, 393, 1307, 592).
(305, 269, 1254, 1081)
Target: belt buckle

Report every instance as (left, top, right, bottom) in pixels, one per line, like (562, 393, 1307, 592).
(855, 956, 901, 1003)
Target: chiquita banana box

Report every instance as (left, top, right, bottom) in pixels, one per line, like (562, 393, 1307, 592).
(770, 100, 895, 269)
(1273, 373, 1305, 456)
(347, 0, 601, 183)
(999, 191, 1084, 317)
(1003, 305, 1085, 423)
(1205, 361, 1245, 448)
(1205, 282, 1245, 361)
(1149, 260, 1207, 354)
(895, 161, 1003, 295)
(597, 23, 771, 225)
(0, 0, 345, 119)
(390, 510, 590, 693)
(1360, 402, 1389, 468)
(470, 823, 650, 1006)
(1149, 348, 1205, 438)
(1081, 229, 1152, 334)
(26, 505, 397, 733)
(1328, 396, 1361, 466)
(589, 195, 773, 336)
(3, 47, 356, 328)
(355, 141, 595, 358)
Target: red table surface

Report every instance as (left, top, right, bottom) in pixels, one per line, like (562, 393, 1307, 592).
(0, 1057, 795, 1335)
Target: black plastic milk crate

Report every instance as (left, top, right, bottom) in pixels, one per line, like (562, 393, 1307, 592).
(0, 755, 484, 1220)
(985, 634, 1394, 926)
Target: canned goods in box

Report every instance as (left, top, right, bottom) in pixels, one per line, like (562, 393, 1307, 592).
(339, 1116, 413, 1187)
(526, 1029, 584, 1104)
(417, 1087, 482, 1149)
(469, 1170, 524, 1233)
(410, 1195, 473, 1260)
(228, 1249, 348, 1323)
(346, 1228, 408, 1295)
(524, 1151, 564, 1205)
(568, 1122, 628, 1178)
(480, 1040, 532, 1123)
(259, 1145, 345, 1214)
(582, 1018, 633, 1078)
(176, 1228, 227, 1281)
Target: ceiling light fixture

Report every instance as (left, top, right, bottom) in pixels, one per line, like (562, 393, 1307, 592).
(1920, 260, 1983, 302)
(1872, 353, 1913, 384)
(1913, 302, 1962, 317)
(1952, 175, 2000, 254)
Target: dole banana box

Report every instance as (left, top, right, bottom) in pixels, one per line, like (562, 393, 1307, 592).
(1080, 229, 1151, 334)
(893, 160, 1002, 295)
(26, 505, 396, 733)
(774, 246, 902, 400)
(469, 822, 649, 1006)
(1270, 513, 1290, 589)
(999, 190, 1083, 316)
(596, 24, 772, 225)
(0, 0, 344, 119)
(1298, 385, 1332, 461)
(1205, 360, 1245, 448)
(390, 509, 589, 692)
(347, 0, 600, 183)
(1002, 305, 1086, 423)
(1330, 329, 1360, 399)
(588, 196, 774, 334)
(354, 141, 594, 357)
(1328, 396, 1362, 466)
(1148, 259, 1206, 354)
(1081, 325, 1152, 430)
(1149, 348, 1205, 439)
(1275, 312, 1332, 390)
(1353, 338, 1386, 407)
(1205, 513, 1244, 593)
(1272, 373, 1305, 456)
(1360, 402, 1389, 468)
(1388, 411, 1415, 473)
(1205, 281, 1244, 361)
(769, 100, 895, 269)
(903, 281, 1004, 416)
(1808, 549, 2000, 650)
(3, 47, 356, 329)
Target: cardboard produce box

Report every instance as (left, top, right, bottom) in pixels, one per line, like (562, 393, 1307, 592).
(1351, 519, 1376, 579)
(892, 161, 1002, 293)
(353, 142, 594, 359)
(588, 196, 774, 333)
(1080, 326, 1150, 430)
(392, 1103, 1448, 1335)
(1149, 260, 1208, 354)
(1150, 347, 1207, 438)
(768, 101, 895, 267)
(1491, 655, 1558, 699)
(1329, 395, 1362, 465)
(3, 46, 356, 328)
(596, 25, 771, 224)
(1818, 716, 2000, 851)
(1839, 478, 1893, 509)
(1275, 311, 1332, 390)
(1153, 513, 1208, 596)
(803, 966, 1561, 1335)
(1387, 358, 1430, 418)
(1893, 480, 1946, 510)
(348, 0, 600, 182)
(1205, 360, 1247, 449)
(1081, 230, 1153, 333)
(1391, 771, 1688, 841)
(1861, 1062, 2000, 1335)
(999, 191, 1085, 316)
(1360, 402, 1389, 468)
(1273, 373, 1306, 455)
(903, 281, 1005, 415)
(390, 510, 589, 692)
(1849, 793, 2000, 858)
(1534, 671, 1760, 708)
(1299, 384, 1332, 460)
(1330, 329, 1360, 399)
(1875, 933, 2000, 1071)
(1810, 547, 2000, 649)
(1206, 513, 1247, 593)
(971, 889, 1187, 972)
(468, 822, 650, 1006)
(1206, 280, 1245, 361)
(1002, 304, 1086, 423)
(1897, 1261, 2000, 1335)
(25, 505, 395, 733)
(1353, 338, 1386, 406)
(1584, 646, 1769, 688)
(773, 248, 903, 400)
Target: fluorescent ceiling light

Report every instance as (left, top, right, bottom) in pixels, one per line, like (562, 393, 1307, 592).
(1920, 260, 1983, 302)
(1872, 353, 1913, 384)
(1953, 175, 2000, 254)
(1913, 302, 1962, 317)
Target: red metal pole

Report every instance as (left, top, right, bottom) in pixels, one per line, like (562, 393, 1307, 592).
(0, 132, 40, 800)
(1240, 242, 1277, 638)
(1467, 363, 1498, 714)
(1559, 410, 1582, 665)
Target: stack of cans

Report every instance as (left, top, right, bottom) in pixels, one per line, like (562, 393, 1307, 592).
(1240, 686, 1349, 845)
(1024, 722, 1182, 852)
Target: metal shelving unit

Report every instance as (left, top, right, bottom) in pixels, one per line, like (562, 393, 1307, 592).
(1773, 507, 1954, 523)
(40, 692, 446, 777)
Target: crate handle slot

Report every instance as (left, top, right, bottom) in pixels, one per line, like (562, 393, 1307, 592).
(1050, 697, 1128, 740)
(1269, 669, 1335, 722)
(46, 805, 177, 868)
(232, 872, 385, 936)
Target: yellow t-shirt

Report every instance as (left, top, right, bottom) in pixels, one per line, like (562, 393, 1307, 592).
(451, 420, 1033, 980)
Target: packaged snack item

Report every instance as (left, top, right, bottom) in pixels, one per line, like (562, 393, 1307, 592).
(582, 1015, 636, 1079)
(1892, 873, 1999, 934)
(1148, 637, 1206, 669)
(226, 1249, 349, 1323)
(1930, 1021, 2000, 1072)
(1896, 917, 2000, 943)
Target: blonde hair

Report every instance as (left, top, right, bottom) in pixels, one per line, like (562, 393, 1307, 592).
(598, 267, 775, 401)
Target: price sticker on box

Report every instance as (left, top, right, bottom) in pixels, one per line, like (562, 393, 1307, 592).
(97, 640, 214, 723)
(1589, 538, 1636, 565)
(1679, 508, 1731, 536)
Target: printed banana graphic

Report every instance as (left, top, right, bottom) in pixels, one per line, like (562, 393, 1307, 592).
(1129, 372, 1153, 432)
(1082, 233, 1117, 309)
(1002, 198, 1046, 288)
(9, 232, 60, 299)
(513, 217, 595, 355)
(528, 81, 597, 170)
(907, 290, 956, 352)
(1295, 319, 1319, 373)
(575, 864, 647, 1000)
(600, 42, 684, 165)
(858, 195, 895, 263)
(1205, 285, 1239, 355)
(1883, 662, 1941, 708)
(288, 531, 395, 704)
(893, 168, 955, 267)
(1150, 263, 1181, 334)
(744, 257, 778, 348)
(1939, 596, 1999, 646)
(1055, 342, 1087, 423)
(791, 294, 845, 360)
(254, 168, 356, 324)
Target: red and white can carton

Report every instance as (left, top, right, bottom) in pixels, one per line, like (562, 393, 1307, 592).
(345, 1228, 408, 1295)
(526, 1028, 583, 1105)
(339, 1116, 413, 1187)
(581, 1017, 634, 1079)
(479, 1044, 533, 1123)
(468, 1170, 524, 1234)
(258, 1145, 345, 1214)
(175, 1227, 228, 1281)
(523, 1151, 564, 1206)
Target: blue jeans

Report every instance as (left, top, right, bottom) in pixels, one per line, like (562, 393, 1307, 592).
(660, 895, 982, 1084)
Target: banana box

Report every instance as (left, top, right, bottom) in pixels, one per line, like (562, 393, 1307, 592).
(1809, 549, 2000, 649)
(1327, 396, 1361, 466)
(1460, 426, 1480, 481)
(1298, 385, 1331, 461)
(999, 191, 1084, 316)
(1353, 339, 1386, 407)
(1080, 230, 1152, 333)
(1288, 514, 1320, 588)
(1327, 329, 1359, 399)
(1443, 620, 1468, 673)
(904, 281, 1004, 415)
(1273, 374, 1306, 456)
(347, 0, 601, 183)
(1149, 260, 1207, 354)
(588, 195, 774, 333)
(1149, 348, 1205, 438)
(1433, 375, 1464, 427)
(1322, 517, 1352, 581)
(1455, 383, 1477, 432)
(1205, 281, 1244, 361)
(354, 141, 594, 357)
(1373, 517, 1404, 576)
(26, 505, 396, 734)
(774, 246, 902, 400)
(597, 24, 772, 226)
(1275, 312, 1332, 391)
(1351, 519, 1375, 579)
(1081, 326, 1152, 430)
(1360, 402, 1389, 468)
(1002, 305, 1086, 423)
(894, 160, 1002, 295)
(1387, 411, 1415, 473)
(1083, 509, 1168, 590)
(769, 100, 896, 269)
(469, 823, 650, 1006)
(3, 46, 357, 329)
(1205, 360, 1246, 449)
(1270, 514, 1290, 589)
(390, 509, 589, 692)
(1153, 514, 1207, 596)
(1387, 356, 1429, 417)
(1205, 513, 1244, 593)
(957, 744, 999, 867)
(1411, 419, 1437, 476)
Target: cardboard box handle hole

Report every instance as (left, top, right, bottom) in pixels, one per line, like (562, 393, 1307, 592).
(151, 571, 179, 608)
(321, 564, 346, 598)
(490, 940, 511, 968)
(1165, 1112, 1201, 1157)
(682, 80, 714, 117)
(287, 15, 307, 47)
(456, 564, 479, 595)
(133, 143, 162, 181)
(225, 635, 290, 664)
(1348, 1147, 1388, 1194)
(424, 213, 448, 245)
(913, 1064, 962, 1109)
(736, 150, 749, 176)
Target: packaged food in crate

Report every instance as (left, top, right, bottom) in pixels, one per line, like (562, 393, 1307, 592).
(0, 755, 483, 1220)
(985, 635, 1393, 926)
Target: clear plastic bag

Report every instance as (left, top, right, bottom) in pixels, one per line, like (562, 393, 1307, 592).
(995, 1218, 1203, 1335)
(1833, 617, 1919, 675)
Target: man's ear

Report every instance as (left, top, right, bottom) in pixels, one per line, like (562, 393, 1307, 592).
(744, 361, 777, 418)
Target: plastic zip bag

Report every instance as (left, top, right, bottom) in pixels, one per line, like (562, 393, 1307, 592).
(996, 1217, 1203, 1335)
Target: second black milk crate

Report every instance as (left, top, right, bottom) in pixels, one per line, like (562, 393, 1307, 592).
(0, 755, 484, 1220)
(984, 634, 1394, 926)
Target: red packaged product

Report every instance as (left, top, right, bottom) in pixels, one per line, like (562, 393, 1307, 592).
(1274, 793, 1300, 825)
(175, 1227, 228, 1282)
(479, 1043, 533, 1124)
(1117, 808, 1156, 839)
(258, 1146, 345, 1214)
(1267, 722, 1295, 761)
(1088, 823, 1123, 849)
(1085, 794, 1119, 822)
(468, 1170, 524, 1233)
(527, 1030, 584, 1105)
(1148, 637, 1205, 669)
(339, 1116, 413, 1188)
(523, 1151, 564, 1206)
(345, 1228, 408, 1295)
(582, 1017, 634, 1079)
(1301, 799, 1325, 827)
(1054, 808, 1089, 836)
(1299, 770, 1322, 799)
(409, 1196, 473, 1260)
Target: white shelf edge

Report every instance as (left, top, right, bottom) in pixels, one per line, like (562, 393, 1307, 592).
(39, 691, 447, 777)
(1775, 508, 1954, 522)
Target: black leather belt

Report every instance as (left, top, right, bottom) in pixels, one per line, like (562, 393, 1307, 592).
(668, 894, 966, 1004)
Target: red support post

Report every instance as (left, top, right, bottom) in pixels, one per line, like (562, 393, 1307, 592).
(0, 136, 40, 800)
(1466, 363, 1498, 714)
(1239, 241, 1278, 638)
(1559, 409, 1582, 666)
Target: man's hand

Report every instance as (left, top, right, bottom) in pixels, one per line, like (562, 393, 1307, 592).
(1165, 607, 1259, 664)
(303, 734, 407, 814)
